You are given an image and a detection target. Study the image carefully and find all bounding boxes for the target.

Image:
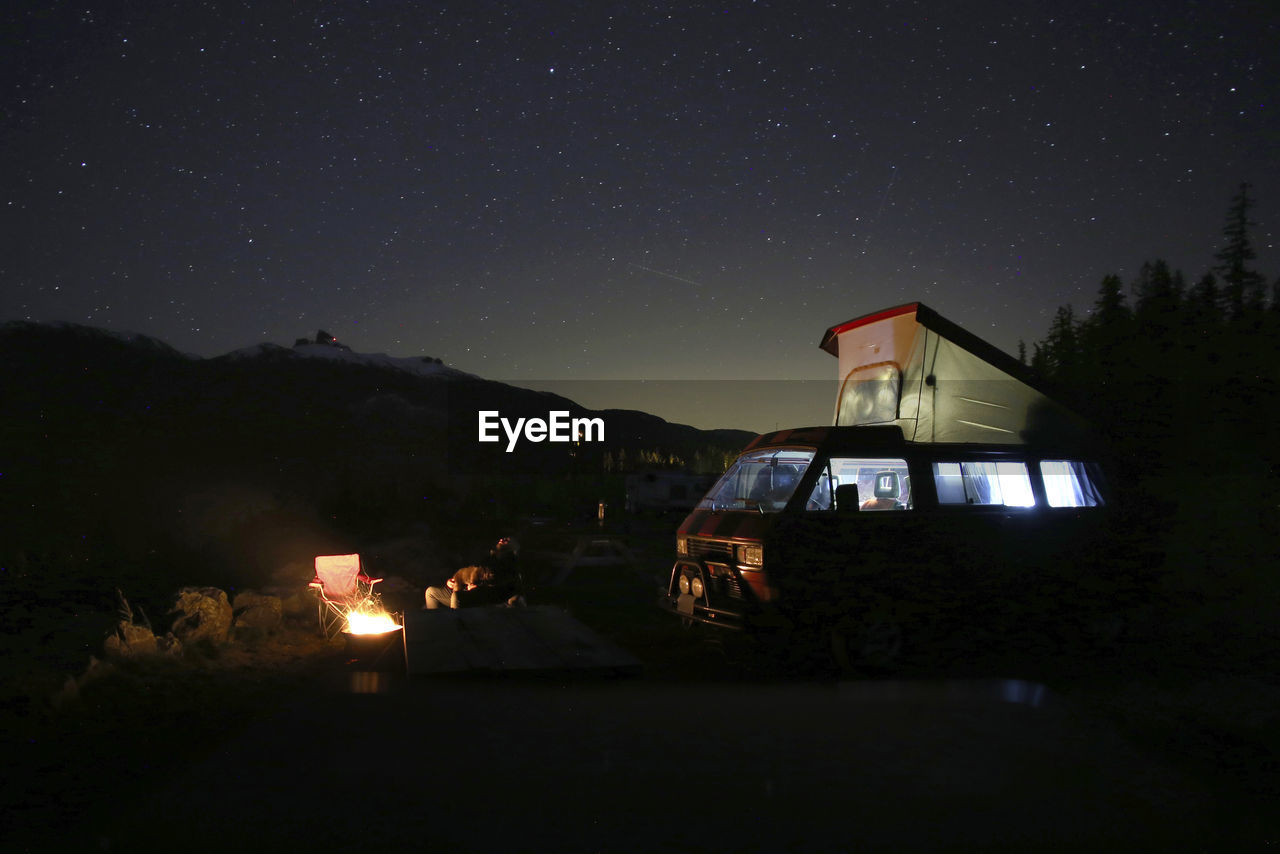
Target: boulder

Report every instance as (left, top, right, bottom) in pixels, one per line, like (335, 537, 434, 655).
(169, 587, 233, 644)
(232, 591, 283, 631)
(157, 632, 183, 658)
(103, 620, 158, 659)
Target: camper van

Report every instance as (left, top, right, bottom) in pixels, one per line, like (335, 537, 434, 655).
(659, 303, 1124, 666)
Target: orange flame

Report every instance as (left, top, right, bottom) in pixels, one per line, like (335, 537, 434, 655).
(345, 605, 401, 635)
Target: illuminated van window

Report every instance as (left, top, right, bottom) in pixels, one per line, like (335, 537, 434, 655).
(933, 461, 1035, 507)
(698, 449, 816, 512)
(835, 364, 902, 426)
(1040, 461, 1104, 507)
(805, 458, 911, 511)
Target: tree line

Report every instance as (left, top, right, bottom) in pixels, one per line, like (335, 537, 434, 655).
(1022, 183, 1278, 467)
(1019, 183, 1278, 582)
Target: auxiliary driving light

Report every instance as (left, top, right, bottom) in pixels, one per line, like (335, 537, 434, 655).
(690, 576, 704, 598)
(678, 575, 691, 595)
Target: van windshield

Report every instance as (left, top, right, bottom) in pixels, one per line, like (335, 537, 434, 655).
(697, 448, 816, 512)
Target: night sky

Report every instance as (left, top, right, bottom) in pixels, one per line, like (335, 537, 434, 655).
(4, 1, 1276, 430)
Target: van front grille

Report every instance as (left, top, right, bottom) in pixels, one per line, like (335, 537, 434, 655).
(687, 537, 732, 561)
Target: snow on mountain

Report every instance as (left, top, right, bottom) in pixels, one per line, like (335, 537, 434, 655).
(2, 320, 472, 381)
(290, 342, 471, 378)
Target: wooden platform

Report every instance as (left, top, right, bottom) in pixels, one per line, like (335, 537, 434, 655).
(402, 606, 642, 677)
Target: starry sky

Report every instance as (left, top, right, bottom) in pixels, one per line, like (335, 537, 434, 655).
(4, 1, 1277, 431)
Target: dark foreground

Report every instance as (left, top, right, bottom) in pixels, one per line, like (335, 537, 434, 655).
(3, 556, 1278, 853)
(53, 670, 1271, 852)
(8, 632, 1276, 853)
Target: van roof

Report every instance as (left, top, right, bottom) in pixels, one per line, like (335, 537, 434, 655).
(817, 302, 1088, 446)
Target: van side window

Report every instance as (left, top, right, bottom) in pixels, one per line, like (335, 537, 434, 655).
(807, 457, 912, 511)
(1040, 461, 1104, 507)
(932, 461, 1035, 507)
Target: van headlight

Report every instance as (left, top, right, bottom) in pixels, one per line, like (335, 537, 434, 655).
(676, 536, 688, 556)
(737, 543, 763, 567)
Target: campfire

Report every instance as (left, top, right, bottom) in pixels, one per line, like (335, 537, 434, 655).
(342, 601, 404, 674)
(344, 602, 401, 635)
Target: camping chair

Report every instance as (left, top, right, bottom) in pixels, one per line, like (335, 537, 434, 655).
(309, 554, 383, 638)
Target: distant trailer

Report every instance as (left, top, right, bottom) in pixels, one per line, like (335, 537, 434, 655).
(625, 471, 717, 514)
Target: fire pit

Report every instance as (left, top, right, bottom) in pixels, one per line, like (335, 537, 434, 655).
(342, 611, 405, 672)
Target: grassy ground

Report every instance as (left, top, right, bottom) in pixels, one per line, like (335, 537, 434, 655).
(1, 619, 344, 851)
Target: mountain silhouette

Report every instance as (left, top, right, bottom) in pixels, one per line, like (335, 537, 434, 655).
(0, 321, 752, 608)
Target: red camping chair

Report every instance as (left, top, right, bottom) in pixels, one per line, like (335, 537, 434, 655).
(309, 554, 383, 638)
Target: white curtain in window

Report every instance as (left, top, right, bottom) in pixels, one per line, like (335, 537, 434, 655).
(963, 461, 1035, 507)
(1041, 461, 1101, 507)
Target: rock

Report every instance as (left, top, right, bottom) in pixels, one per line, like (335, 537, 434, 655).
(103, 620, 158, 659)
(232, 591, 283, 631)
(169, 587, 233, 644)
(157, 632, 183, 657)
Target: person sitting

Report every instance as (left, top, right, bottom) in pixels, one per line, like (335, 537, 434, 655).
(482, 536, 525, 607)
(423, 564, 494, 609)
(423, 536, 525, 609)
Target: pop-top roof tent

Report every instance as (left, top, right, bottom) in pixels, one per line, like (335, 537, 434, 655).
(819, 302, 1087, 446)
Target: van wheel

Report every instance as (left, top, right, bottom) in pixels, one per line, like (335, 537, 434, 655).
(831, 615, 903, 673)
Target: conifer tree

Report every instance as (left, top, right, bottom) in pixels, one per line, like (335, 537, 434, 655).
(1131, 259, 1184, 352)
(1082, 273, 1131, 389)
(1043, 304, 1080, 387)
(1029, 341, 1048, 377)
(1091, 273, 1129, 325)
(1213, 182, 1267, 319)
(1186, 272, 1222, 321)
